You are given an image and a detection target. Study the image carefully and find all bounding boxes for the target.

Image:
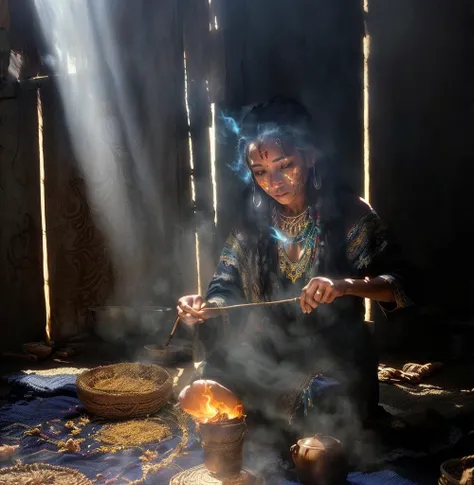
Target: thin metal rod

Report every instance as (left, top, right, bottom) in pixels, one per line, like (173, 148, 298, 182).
(166, 297, 299, 346)
(204, 297, 300, 312)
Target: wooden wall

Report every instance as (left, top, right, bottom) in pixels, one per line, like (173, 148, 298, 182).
(211, 0, 364, 248)
(0, 0, 376, 346)
(181, 0, 216, 289)
(37, 1, 197, 339)
(0, 84, 45, 352)
(1, 0, 197, 346)
(2, 0, 473, 350)
(369, 0, 473, 322)
(39, 83, 114, 341)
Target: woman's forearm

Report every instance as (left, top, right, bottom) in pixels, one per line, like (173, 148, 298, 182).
(342, 276, 395, 302)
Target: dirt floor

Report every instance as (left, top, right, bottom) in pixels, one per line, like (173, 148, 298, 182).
(0, 336, 198, 406)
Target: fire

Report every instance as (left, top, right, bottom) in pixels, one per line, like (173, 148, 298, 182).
(179, 380, 243, 424)
(198, 383, 243, 423)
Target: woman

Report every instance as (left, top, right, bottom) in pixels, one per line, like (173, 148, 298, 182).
(177, 97, 412, 437)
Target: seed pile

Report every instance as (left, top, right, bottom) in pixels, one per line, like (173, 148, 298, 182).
(95, 419, 171, 447)
(93, 375, 156, 393)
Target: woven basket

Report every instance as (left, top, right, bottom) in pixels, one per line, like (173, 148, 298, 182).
(76, 363, 172, 419)
(439, 456, 474, 485)
(0, 463, 92, 484)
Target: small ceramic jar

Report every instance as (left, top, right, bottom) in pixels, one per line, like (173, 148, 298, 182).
(290, 435, 348, 485)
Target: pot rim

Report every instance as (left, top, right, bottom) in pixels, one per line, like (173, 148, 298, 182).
(198, 416, 247, 427)
(297, 435, 342, 450)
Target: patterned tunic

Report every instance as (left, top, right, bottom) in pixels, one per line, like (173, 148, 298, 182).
(196, 194, 413, 429)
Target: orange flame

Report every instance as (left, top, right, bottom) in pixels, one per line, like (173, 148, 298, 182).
(188, 383, 243, 424)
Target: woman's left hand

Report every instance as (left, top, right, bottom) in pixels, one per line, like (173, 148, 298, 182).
(300, 277, 346, 313)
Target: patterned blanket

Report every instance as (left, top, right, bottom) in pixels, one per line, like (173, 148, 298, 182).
(0, 373, 427, 485)
(8, 373, 77, 397)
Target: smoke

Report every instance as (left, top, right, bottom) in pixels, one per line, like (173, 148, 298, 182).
(191, 106, 380, 470)
(33, 2, 135, 296)
(220, 113, 241, 138)
(33, 1, 198, 312)
(196, 300, 381, 470)
(220, 113, 252, 184)
(32, 0, 379, 469)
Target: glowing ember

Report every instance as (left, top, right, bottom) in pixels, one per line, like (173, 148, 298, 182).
(179, 380, 243, 423)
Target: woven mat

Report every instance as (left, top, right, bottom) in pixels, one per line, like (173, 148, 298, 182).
(8, 373, 78, 397)
(380, 382, 474, 419)
(278, 470, 420, 485)
(0, 463, 92, 485)
(378, 360, 474, 419)
(348, 470, 420, 485)
(22, 367, 90, 376)
(374, 369, 474, 464)
(170, 465, 262, 485)
(0, 395, 79, 430)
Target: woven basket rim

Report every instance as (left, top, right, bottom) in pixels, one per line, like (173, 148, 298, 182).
(76, 362, 171, 397)
(440, 456, 474, 483)
(0, 463, 92, 484)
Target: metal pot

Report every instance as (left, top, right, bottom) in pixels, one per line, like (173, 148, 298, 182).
(144, 343, 193, 366)
(439, 456, 474, 485)
(197, 417, 247, 478)
(290, 435, 348, 485)
(91, 305, 172, 344)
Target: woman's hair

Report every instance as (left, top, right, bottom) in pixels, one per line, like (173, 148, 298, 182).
(232, 96, 320, 184)
(225, 96, 355, 301)
(240, 96, 321, 206)
(240, 96, 316, 145)
(234, 96, 322, 299)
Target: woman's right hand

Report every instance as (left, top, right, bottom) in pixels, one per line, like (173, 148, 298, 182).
(177, 295, 210, 325)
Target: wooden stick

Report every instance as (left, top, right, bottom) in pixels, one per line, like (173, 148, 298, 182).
(165, 316, 181, 347)
(204, 296, 300, 312)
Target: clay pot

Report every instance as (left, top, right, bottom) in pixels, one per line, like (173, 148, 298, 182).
(290, 435, 348, 485)
(197, 417, 247, 478)
(22, 342, 52, 360)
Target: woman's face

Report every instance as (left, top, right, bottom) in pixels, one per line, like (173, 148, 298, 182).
(247, 137, 310, 208)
